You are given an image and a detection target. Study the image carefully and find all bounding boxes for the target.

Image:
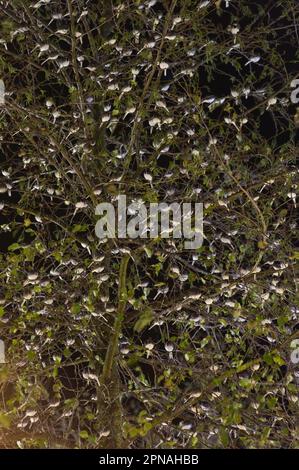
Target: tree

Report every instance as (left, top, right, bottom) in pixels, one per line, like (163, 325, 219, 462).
(0, 0, 298, 448)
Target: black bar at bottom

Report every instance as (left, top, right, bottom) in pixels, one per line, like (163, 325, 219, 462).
(0, 449, 297, 467)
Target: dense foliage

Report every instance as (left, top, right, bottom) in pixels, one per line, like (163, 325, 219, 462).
(0, 0, 298, 448)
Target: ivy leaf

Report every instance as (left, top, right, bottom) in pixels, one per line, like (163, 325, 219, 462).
(71, 304, 81, 315)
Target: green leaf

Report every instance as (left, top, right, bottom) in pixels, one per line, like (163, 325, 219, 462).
(71, 304, 81, 315)
(134, 308, 153, 332)
(8, 243, 21, 251)
(219, 427, 230, 447)
(273, 354, 285, 366)
(144, 246, 152, 258)
(72, 224, 89, 233)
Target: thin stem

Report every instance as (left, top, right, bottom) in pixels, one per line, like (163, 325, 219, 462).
(101, 254, 130, 381)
